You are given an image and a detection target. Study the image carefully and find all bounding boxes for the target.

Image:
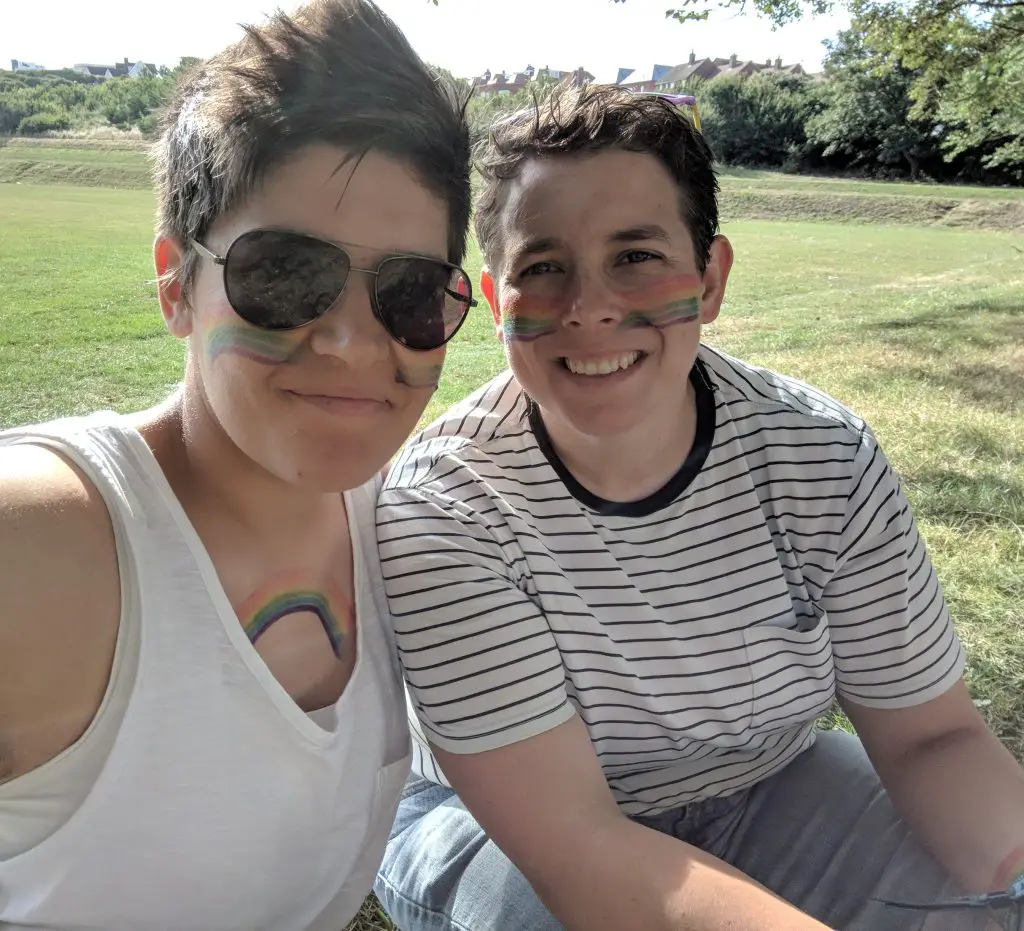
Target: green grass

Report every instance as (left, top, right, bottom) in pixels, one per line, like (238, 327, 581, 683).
(720, 166, 1024, 201)
(0, 143, 150, 167)
(1, 175, 1022, 931)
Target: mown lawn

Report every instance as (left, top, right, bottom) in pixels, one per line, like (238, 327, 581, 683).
(1, 178, 1021, 931)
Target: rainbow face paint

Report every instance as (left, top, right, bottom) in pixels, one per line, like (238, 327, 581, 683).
(616, 273, 703, 331)
(206, 321, 298, 366)
(239, 574, 354, 660)
(499, 272, 704, 341)
(619, 297, 700, 330)
(395, 361, 443, 390)
(499, 292, 561, 343)
(502, 314, 559, 342)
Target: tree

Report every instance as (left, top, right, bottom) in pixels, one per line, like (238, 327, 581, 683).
(696, 72, 823, 168)
(855, 0, 1024, 175)
(805, 30, 941, 179)
(430, 0, 1023, 177)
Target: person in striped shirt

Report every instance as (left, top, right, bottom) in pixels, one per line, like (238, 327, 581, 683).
(373, 84, 1024, 931)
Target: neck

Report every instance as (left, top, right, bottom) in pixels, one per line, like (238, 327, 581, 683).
(133, 385, 346, 551)
(538, 379, 699, 504)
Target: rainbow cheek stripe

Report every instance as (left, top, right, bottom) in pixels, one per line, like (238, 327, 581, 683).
(207, 323, 297, 366)
(499, 274, 704, 340)
(243, 589, 351, 659)
(502, 314, 559, 342)
(395, 363, 443, 389)
(620, 296, 700, 330)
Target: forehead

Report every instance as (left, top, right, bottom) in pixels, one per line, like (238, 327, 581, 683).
(218, 144, 449, 259)
(499, 150, 686, 250)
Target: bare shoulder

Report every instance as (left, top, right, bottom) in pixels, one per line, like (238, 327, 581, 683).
(0, 443, 121, 783)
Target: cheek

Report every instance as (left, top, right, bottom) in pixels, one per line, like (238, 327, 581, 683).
(203, 311, 301, 367)
(614, 273, 704, 331)
(499, 291, 562, 343)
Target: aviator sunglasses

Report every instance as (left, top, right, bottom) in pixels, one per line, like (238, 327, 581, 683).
(191, 228, 477, 352)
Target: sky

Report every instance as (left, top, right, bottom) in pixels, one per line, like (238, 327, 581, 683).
(3, 0, 850, 81)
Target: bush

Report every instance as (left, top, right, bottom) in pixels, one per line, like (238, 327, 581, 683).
(16, 111, 71, 135)
(695, 72, 824, 169)
(136, 112, 160, 136)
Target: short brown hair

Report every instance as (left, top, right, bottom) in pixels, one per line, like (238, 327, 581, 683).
(474, 83, 719, 273)
(153, 0, 472, 302)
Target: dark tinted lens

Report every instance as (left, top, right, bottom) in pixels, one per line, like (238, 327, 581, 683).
(375, 257, 472, 351)
(223, 230, 350, 330)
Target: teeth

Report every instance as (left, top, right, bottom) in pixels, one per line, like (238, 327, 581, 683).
(565, 351, 641, 377)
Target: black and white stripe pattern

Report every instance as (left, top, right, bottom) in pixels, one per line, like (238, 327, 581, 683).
(377, 345, 964, 816)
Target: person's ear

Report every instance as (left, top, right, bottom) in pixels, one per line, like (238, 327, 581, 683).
(154, 237, 192, 338)
(698, 235, 734, 326)
(480, 268, 503, 339)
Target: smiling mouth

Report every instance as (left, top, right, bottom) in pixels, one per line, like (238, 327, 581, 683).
(560, 351, 645, 377)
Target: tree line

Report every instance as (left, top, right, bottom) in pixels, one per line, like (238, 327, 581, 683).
(2, 26, 1020, 186)
(0, 59, 199, 138)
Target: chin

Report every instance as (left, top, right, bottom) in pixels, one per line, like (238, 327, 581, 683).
(285, 457, 382, 494)
(266, 439, 391, 493)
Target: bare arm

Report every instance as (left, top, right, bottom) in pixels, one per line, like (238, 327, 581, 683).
(0, 444, 120, 783)
(845, 680, 1024, 893)
(433, 715, 830, 931)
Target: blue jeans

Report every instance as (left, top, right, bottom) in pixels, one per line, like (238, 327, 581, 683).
(375, 730, 992, 931)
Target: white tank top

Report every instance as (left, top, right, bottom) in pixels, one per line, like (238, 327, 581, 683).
(0, 412, 411, 931)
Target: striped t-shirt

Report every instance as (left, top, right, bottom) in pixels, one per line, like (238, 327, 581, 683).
(377, 345, 964, 816)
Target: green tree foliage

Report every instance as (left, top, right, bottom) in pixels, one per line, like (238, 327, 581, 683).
(854, 0, 1023, 175)
(805, 30, 941, 179)
(601, 0, 1023, 176)
(695, 71, 825, 168)
(0, 64, 189, 137)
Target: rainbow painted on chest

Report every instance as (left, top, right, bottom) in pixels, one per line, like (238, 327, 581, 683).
(239, 574, 355, 659)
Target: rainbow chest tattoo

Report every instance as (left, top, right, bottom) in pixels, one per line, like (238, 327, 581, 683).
(239, 576, 354, 660)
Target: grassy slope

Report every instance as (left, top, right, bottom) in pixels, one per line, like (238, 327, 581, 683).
(3, 138, 1024, 225)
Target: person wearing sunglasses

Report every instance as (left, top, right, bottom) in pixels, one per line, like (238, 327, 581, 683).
(374, 84, 1024, 931)
(0, 2, 472, 929)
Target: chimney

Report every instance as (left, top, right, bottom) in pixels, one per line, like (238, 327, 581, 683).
(775, 56, 783, 69)
(689, 51, 696, 65)
(729, 53, 737, 67)
(766, 58, 772, 67)
(124, 57, 130, 66)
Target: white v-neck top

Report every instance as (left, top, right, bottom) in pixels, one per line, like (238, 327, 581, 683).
(0, 412, 410, 930)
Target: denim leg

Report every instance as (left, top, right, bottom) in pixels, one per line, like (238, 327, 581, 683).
(638, 730, 994, 931)
(374, 775, 563, 931)
(378, 735, 1000, 931)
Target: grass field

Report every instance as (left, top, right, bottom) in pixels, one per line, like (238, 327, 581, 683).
(1, 165, 1022, 931)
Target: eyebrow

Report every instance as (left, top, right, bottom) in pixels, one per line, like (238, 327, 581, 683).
(514, 236, 559, 259)
(608, 225, 673, 244)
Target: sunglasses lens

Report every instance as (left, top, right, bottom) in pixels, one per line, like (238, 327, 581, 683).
(224, 230, 350, 330)
(375, 257, 473, 351)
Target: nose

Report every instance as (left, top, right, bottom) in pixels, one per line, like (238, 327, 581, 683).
(307, 269, 391, 365)
(562, 269, 625, 330)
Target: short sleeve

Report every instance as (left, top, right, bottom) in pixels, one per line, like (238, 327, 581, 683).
(376, 471, 575, 754)
(824, 432, 965, 708)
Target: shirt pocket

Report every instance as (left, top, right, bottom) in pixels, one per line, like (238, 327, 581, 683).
(337, 755, 411, 901)
(742, 608, 836, 735)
